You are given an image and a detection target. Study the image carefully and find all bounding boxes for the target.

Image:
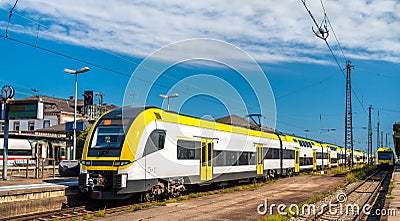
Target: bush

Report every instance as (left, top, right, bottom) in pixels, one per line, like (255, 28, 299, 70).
(345, 165, 377, 183)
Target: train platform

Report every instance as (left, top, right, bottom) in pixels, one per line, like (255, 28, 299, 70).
(387, 165, 400, 221)
(0, 176, 78, 219)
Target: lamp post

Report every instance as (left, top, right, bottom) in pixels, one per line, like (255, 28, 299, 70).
(64, 67, 90, 160)
(159, 93, 179, 111)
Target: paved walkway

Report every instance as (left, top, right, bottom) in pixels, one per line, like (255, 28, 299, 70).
(387, 165, 400, 221)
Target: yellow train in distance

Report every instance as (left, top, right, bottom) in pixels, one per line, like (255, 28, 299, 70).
(376, 147, 395, 169)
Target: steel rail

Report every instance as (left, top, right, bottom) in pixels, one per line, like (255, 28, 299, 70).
(304, 169, 382, 221)
(354, 171, 388, 221)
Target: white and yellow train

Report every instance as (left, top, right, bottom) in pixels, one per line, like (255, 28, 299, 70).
(78, 107, 366, 199)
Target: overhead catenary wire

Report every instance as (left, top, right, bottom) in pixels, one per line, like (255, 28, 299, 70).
(299, 0, 368, 117)
(0, 5, 269, 114)
(0, 2, 337, 144)
(5, 0, 19, 38)
(277, 69, 339, 100)
(318, 0, 346, 60)
(0, 5, 275, 117)
(0, 1, 368, 142)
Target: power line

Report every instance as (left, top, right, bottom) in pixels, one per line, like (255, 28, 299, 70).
(299, 0, 368, 117)
(0, 7, 273, 116)
(319, 0, 346, 60)
(5, 0, 19, 38)
(276, 70, 339, 100)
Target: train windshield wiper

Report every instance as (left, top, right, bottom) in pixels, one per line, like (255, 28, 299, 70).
(100, 145, 112, 156)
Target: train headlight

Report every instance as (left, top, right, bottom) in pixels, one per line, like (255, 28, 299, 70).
(114, 160, 131, 166)
(81, 160, 92, 166)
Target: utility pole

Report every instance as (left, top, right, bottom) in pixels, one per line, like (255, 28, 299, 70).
(368, 105, 373, 164)
(386, 133, 388, 147)
(377, 111, 380, 150)
(2, 106, 9, 180)
(345, 60, 354, 168)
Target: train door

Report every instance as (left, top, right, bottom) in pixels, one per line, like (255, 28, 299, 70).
(328, 151, 331, 168)
(256, 144, 264, 175)
(200, 138, 213, 181)
(294, 148, 300, 173)
(313, 150, 317, 171)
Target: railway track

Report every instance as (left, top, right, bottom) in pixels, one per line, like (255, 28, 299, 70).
(302, 169, 388, 221)
(4, 206, 87, 221)
(4, 169, 382, 221)
(3, 202, 155, 221)
(2, 179, 265, 221)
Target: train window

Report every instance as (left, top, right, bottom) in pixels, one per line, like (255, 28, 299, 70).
(177, 140, 200, 160)
(207, 143, 212, 166)
(378, 151, 392, 160)
(91, 126, 125, 148)
(264, 148, 273, 159)
(201, 143, 206, 166)
(213, 150, 224, 166)
(300, 156, 313, 166)
(226, 151, 239, 166)
(267, 148, 279, 159)
(275, 148, 281, 159)
(158, 132, 165, 149)
(0, 149, 31, 156)
(144, 129, 166, 156)
(211, 151, 256, 166)
(293, 139, 297, 142)
(249, 152, 256, 165)
(238, 152, 249, 165)
(284, 149, 294, 159)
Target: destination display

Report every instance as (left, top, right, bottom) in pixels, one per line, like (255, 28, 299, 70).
(6, 102, 44, 120)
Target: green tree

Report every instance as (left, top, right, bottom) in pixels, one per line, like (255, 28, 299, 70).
(76, 130, 89, 160)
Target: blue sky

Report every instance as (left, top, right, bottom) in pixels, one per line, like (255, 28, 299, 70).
(0, 0, 399, 152)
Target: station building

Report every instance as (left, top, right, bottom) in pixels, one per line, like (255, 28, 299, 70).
(393, 122, 400, 159)
(0, 93, 116, 165)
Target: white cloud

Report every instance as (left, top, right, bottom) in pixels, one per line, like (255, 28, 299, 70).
(1, 0, 399, 64)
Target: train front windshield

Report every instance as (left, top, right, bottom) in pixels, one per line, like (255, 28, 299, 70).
(88, 118, 130, 157)
(378, 151, 392, 160)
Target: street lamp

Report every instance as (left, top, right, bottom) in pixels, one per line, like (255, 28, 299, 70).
(159, 93, 179, 111)
(64, 67, 90, 160)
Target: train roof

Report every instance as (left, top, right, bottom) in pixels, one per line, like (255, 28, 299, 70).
(377, 147, 393, 152)
(98, 106, 279, 140)
(0, 138, 33, 149)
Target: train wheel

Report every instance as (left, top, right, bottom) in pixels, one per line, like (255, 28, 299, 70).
(287, 169, 293, 177)
(144, 192, 155, 202)
(269, 170, 275, 179)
